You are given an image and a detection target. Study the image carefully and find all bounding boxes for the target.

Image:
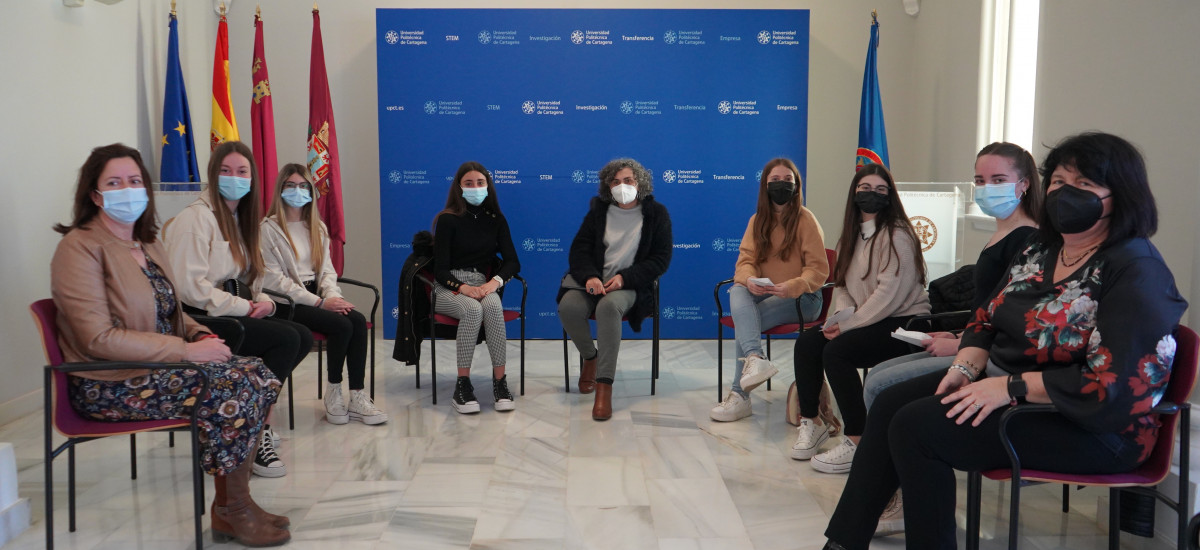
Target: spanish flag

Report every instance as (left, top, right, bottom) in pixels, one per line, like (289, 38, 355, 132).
(210, 9, 239, 149)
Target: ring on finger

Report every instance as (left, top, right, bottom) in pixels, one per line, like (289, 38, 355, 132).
(971, 403, 982, 411)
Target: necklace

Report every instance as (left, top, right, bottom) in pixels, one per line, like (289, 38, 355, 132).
(860, 232, 869, 241)
(1060, 244, 1099, 267)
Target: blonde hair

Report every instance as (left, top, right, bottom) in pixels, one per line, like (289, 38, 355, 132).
(266, 163, 326, 272)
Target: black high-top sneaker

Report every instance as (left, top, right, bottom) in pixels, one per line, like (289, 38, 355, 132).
(493, 375, 515, 412)
(452, 376, 480, 414)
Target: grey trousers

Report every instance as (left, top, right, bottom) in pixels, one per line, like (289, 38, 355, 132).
(558, 287, 637, 381)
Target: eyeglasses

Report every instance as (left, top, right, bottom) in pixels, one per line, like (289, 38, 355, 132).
(609, 176, 637, 186)
(282, 181, 312, 191)
(856, 183, 889, 194)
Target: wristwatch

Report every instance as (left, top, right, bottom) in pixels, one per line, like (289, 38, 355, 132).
(1007, 374, 1028, 405)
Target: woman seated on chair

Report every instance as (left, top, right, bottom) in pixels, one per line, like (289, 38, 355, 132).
(50, 144, 290, 547)
(790, 163, 930, 472)
(261, 163, 386, 426)
(163, 141, 312, 478)
(821, 132, 1188, 550)
(431, 161, 521, 415)
(558, 158, 672, 421)
(710, 158, 829, 423)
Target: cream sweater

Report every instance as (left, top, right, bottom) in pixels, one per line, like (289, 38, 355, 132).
(733, 207, 829, 298)
(832, 222, 930, 332)
(162, 195, 267, 317)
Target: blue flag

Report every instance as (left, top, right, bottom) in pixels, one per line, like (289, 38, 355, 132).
(160, 13, 200, 186)
(856, 16, 889, 171)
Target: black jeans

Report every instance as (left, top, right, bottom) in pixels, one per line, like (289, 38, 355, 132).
(190, 311, 312, 382)
(276, 303, 368, 389)
(824, 370, 1144, 550)
(793, 316, 921, 436)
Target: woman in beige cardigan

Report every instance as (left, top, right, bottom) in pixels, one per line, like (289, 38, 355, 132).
(51, 144, 289, 546)
(261, 163, 385, 425)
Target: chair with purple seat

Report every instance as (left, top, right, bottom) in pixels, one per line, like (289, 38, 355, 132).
(313, 277, 381, 400)
(31, 299, 208, 550)
(713, 248, 836, 402)
(560, 278, 662, 396)
(965, 324, 1199, 550)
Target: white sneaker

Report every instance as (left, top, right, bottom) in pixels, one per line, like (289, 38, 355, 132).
(252, 430, 287, 478)
(790, 418, 830, 460)
(875, 490, 904, 537)
(811, 437, 857, 473)
(710, 391, 751, 422)
(348, 390, 389, 425)
(739, 355, 779, 392)
(324, 382, 349, 425)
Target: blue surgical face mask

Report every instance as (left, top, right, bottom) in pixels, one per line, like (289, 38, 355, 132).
(217, 175, 252, 201)
(100, 187, 149, 225)
(974, 181, 1021, 219)
(462, 186, 488, 206)
(281, 188, 312, 208)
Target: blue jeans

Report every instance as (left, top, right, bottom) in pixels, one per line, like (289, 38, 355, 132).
(861, 351, 952, 410)
(728, 284, 822, 395)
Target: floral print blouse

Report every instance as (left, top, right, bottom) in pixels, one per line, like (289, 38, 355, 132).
(961, 237, 1187, 461)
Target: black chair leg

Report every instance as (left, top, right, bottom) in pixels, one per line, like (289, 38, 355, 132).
(430, 333, 438, 405)
(68, 445, 76, 532)
(169, 431, 175, 448)
(562, 329, 570, 393)
(966, 472, 982, 550)
(1008, 477, 1021, 550)
(1062, 484, 1070, 513)
(765, 335, 772, 391)
(519, 317, 526, 395)
(1108, 487, 1121, 550)
(129, 433, 137, 479)
(287, 374, 295, 430)
(317, 341, 324, 399)
(191, 427, 204, 549)
(716, 320, 724, 402)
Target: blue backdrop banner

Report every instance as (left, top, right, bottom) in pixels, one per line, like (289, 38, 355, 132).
(376, 8, 810, 340)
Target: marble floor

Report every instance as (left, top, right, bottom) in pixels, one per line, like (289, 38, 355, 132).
(1, 337, 1194, 549)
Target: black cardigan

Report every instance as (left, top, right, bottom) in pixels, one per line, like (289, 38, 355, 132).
(556, 195, 672, 332)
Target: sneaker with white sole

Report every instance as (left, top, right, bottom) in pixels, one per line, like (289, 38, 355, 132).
(348, 389, 388, 425)
(811, 437, 857, 473)
(452, 376, 480, 414)
(264, 426, 281, 447)
(252, 430, 286, 478)
(739, 355, 779, 392)
(493, 375, 515, 412)
(710, 391, 751, 422)
(790, 418, 830, 460)
(875, 490, 904, 537)
(324, 382, 349, 425)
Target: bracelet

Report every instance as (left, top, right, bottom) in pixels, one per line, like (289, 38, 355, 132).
(949, 364, 976, 382)
(197, 333, 219, 341)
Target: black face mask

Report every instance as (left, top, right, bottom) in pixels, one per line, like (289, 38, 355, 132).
(1046, 185, 1110, 234)
(766, 181, 795, 205)
(854, 190, 890, 214)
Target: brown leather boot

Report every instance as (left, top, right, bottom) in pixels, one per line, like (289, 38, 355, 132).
(212, 443, 290, 547)
(212, 475, 289, 529)
(592, 382, 612, 421)
(578, 356, 597, 394)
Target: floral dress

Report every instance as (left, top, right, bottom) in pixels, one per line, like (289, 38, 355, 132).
(961, 237, 1187, 462)
(68, 259, 281, 476)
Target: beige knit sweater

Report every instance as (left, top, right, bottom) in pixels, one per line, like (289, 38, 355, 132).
(832, 221, 930, 332)
(733, 207, 829, 298)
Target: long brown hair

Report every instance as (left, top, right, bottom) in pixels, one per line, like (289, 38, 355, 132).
(832, 163, 926, 287)
(206, 141, 264, 284)
(266, 163, 326, 272)
(976, 142, 1044, 220)
(752, 158, 805, 264)
(431, 161, 502, 229)
(54, 143, 159, 242)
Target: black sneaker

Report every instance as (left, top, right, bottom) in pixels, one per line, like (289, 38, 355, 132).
(452, 377, 480, 414)
(493, 375, 515, 412)
(252, 427, 286, 478)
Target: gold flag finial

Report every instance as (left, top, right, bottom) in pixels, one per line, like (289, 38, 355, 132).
(170, 0, 176, 16)
(256, 4, 261, 19)
(871, 9, 878, 24)
(219, 1, 226, 17)
(313, 2, 319, 13)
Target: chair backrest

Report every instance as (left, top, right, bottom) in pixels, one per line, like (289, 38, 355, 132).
(30, 299, 64, 367)
(1138, 324, 1199, 478)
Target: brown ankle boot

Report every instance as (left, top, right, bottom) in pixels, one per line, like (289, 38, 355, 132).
(212, 476, 289, 529)
(592, 382, 612, 421)
(578, 356, 597, 394)
(212, 445, 290, 547)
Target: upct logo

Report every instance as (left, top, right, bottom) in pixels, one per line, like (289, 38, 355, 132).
(570, 30, 585, 44)
(712, 238, 726, 252)
(661, 170, 676, 183)
(384, 30, 399, 45)
(663, 30, 677, 44)
(478, 30, 491, 44)
(661, 307, 676, 320)
(717, 101, 732, 115)
(424, 101, 437, 114)
(521, 101, 536, 114)
(522, 238, 536, 252)
(619, 101, 634, 115)
(391, 306, 399, 319)
(757, 30, 771, 44)
(571, 170, 585, 183)
(388, 170, 402, 184)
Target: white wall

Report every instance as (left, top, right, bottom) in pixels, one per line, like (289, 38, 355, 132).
(0, 0, 980, 422)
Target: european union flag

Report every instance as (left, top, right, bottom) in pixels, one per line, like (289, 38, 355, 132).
(856, 14, 889, 171)
(160, 13, 200, 187)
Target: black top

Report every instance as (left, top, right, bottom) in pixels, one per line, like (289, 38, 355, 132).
(433, 207, 520, 290)
(972, 225, 1037, 308)
(962, 237, 1187, 462)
